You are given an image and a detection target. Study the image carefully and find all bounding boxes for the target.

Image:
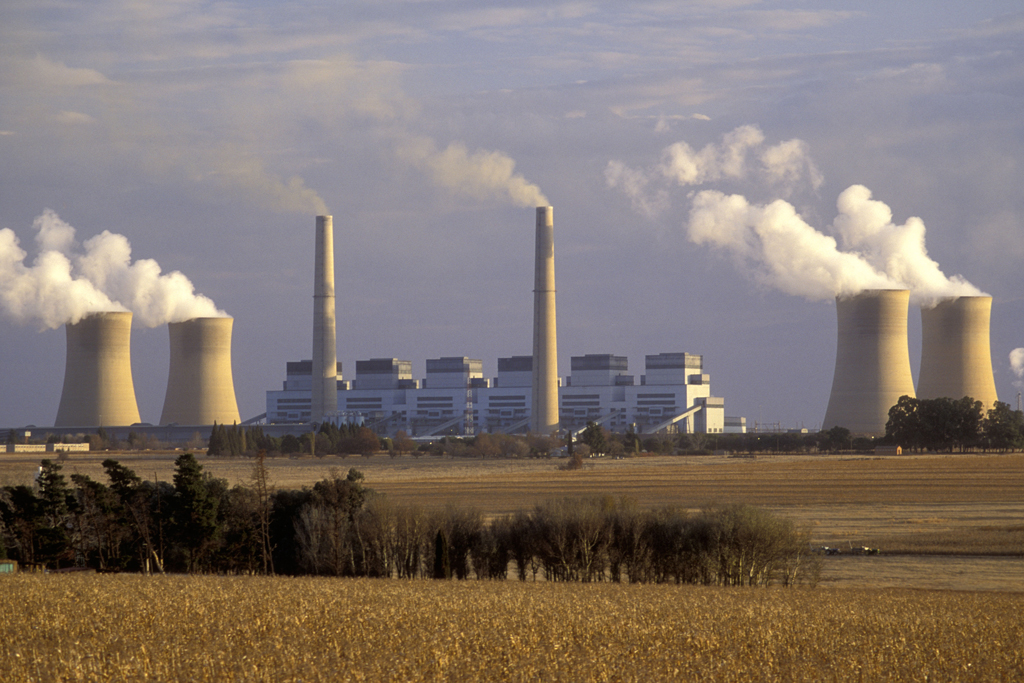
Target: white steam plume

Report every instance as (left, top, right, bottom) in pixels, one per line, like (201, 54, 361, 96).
(606, 125, 823, 216)
(687, 190, 899, 300)
(0, 214, 126, 329)
(396, 135, 548, 207)
(0, 210, 224, 329)
(832, 185, 985, 305)
(1010, 348, 1024, 388)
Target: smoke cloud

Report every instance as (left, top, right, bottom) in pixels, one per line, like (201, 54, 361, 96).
(832, 185, 985, 305)
(397, 135, 548, 207)
(606, 125, 823, 217)
(0, 210, 225, 330)
(685, 185, 986, 303)
(1010, 348, 1024, 388)
(688, 190, 898, 300)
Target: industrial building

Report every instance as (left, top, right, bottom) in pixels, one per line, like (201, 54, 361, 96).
(265, 351, 737, 437)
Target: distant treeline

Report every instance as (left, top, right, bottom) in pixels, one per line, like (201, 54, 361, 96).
(18, 397, 1024, 459)
(0, 456, 817, 587)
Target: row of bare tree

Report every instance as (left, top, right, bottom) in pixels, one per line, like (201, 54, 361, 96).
(296, 495, 817, 587)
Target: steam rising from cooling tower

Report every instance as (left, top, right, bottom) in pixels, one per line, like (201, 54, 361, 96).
(1010, 349, 1024, 389)
(531, 206, 559, 435)
(54, 311, 141, 427)
(312, 215, 338, 423)
(917, 297, 998, 409)
(160, 317, 241, 426)
(0, 209, 226, 329)
(685, 186, 984, 304)
(821, 290, 916, 436)
(832, 186, 984, 306)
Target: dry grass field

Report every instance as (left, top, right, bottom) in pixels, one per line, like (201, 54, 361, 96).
(2, 573, 1022, 682)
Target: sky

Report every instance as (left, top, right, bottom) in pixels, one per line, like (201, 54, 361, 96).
(2, 1, 1023, 430)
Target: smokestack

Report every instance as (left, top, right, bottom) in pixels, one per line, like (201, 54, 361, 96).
(822, 290, 916, 436)
(531, 206, 559, 434)
(312, 215, 337, 423)
(160, 317, 241, 426)
(54, 311, 141, 427)
(917, 296, 998, 409)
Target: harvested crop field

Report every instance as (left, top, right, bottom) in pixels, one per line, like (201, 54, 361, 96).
(2, 573, 1022, 682)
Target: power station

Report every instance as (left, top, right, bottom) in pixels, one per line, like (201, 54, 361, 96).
(54, 311, 141, 428)
(822, 290, 916, 436)
(917, 296, 998, 409)
(29, 207, 1001, 441)
(160, 317, 241, 426)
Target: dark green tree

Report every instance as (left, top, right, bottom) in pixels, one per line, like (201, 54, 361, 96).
(580, 422, 608, 456)
(102, 459, 165, 572)
(885, 395, 922, 450)
(819, 426, 851, 453)
(623, 426, 642, 455)
(280, 433, 301, 455)
(982, 402, 1024, 452)
(171, 453, 225, 572)
(207, 422, 225, 456)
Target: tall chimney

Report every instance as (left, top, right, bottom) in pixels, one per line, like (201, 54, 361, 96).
(160, 317, 241, 426)
(821, 289, 916, 436)
(312, 215, 338, 423)
(917, 296, 998, 409)
(531, 206, 560, 435)
(55, 311, 141, 427)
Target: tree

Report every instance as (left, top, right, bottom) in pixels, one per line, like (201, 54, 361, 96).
(102, 459, 165, 573)
(950, 397, 983, 452)
(251, 451, 274, 574)
(885, 395, 922, 450)
(36, 460, 75, 568)
(983, 402, 1024, 452)
(393, 430, 417, 455)
(280, 434, 301, 455)
(819, 426, 851, 453)
(580, 422, 608, 456)
(171, 453, 224, 572)
(623, 426, 641, 456)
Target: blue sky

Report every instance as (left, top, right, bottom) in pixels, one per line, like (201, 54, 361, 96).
(2, 1, 1023, 429)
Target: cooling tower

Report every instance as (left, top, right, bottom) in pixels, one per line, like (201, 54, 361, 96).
(312, 215, 338, 423)
(54, 311, 141, 427)
(160, 317, 241, 425)
(531, 206, 560, 434)
(917, 296, 998, 409)
(821, 290, 916, 436)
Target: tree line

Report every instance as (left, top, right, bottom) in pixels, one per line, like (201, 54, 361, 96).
(0, 456, 816, 586)
(884, 397, 1024, 453)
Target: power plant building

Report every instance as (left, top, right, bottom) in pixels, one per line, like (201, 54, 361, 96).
(265, 351, 735, 436)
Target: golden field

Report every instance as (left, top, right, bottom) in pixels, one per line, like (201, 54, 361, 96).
(2, 573, 1022, 682)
